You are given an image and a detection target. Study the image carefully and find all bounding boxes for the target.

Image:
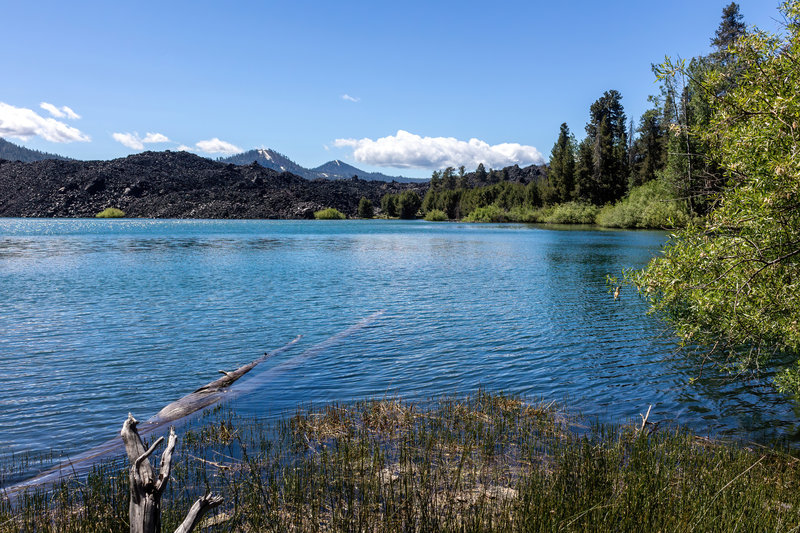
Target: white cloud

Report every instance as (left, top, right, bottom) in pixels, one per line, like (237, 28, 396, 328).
(142, 132, 170, 143)
(341, 94, 360, 103)
(113, 132, 144, 150)
(334, 130, 544, 170)
(61, 106, 80, 120)
(40, 102, 65, 118)
(0, 102, 90, 143)
(40, 102, 81, 120)
(176, 145, 193, 152)
(195, 137, 242, 154)
(112, 131, 172, 150)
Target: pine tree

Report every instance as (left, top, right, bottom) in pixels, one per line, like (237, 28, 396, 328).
(475, 163, 488, 183)
(711, 2, 746, 63)
(442, 167, 456, 190)
(585, 90, 628, 204)
(548, 123, 576, 202)
(629, 103, 667, 187)
(429, 170, 442, 190)
(573, 137, 595, 202)
(358, 197, 374, 218)
(457, 166, 467, 188)
(397, 191, 421, 219)
(381, 194, 398, 217)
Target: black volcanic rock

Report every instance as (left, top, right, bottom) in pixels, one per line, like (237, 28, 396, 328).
(0, 151, 426, 219)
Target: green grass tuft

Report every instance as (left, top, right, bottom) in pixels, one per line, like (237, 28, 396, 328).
(95, 208, 125, 218)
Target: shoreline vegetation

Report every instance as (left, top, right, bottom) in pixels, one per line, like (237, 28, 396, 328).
(366, 178, 689, 228)
(3, 391, 800, 532)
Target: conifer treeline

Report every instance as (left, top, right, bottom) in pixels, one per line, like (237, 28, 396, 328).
(387, 3, 747, 226)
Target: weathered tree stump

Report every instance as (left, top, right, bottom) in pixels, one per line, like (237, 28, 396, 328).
(121, 414, 222, 533)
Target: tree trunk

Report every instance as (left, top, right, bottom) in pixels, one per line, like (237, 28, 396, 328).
(121, 414, 222, 533)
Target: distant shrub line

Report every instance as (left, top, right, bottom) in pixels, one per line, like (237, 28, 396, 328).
(382, 178, 690, 228)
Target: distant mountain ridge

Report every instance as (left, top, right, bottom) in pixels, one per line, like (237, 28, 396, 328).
(0, 138, 72, 162)
(220, 149, 424, 183)
(0, 139, 421, 182)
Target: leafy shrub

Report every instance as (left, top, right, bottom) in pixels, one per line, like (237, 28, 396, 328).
(596, 180, 689, 228)
(544, 202, 598, 224)
(464, 204, 509, 223)
(314, 208, 346, 220)
(96, 207, 125, 218)
(506, 206, 543, 223)
(423, 209, 448, 221)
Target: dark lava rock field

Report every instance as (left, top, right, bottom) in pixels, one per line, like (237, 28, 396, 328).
(0, 151, 426, 219)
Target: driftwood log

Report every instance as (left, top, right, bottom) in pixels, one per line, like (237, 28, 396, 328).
(153, 335, 301, 422)
(121, 414, 222, 533)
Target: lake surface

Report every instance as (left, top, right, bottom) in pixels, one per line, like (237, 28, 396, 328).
(1, 218, 799, 467)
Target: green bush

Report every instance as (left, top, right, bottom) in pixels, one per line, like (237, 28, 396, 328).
(95, 207, 125, 218)
(596, 179, 689, 228)
(314, 208, 346, 220)
(506, 206, 543, 223)
(464, 204, 509, 223)
(544, 202, 599, 224)
(423, 209, 448, 221)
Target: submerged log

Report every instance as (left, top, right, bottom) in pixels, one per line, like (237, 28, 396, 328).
(121, 414, 222, 533)
(153, 335, 301, 422)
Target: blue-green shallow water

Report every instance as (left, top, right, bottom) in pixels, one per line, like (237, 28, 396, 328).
(1, 218, 799, 463)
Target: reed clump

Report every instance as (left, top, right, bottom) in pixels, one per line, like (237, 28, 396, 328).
(3, 391, 800, 532)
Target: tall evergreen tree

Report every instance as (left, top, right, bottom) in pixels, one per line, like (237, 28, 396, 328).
(585, 90, 628, 204)
(429, 170, 442, 190)
(475, 163, 488, 183)
(397, 191, 422, 219)
(573, 137, 595, 202)
(358, 196, 374, 218)
(711, 2, 746, 63)
(548, 123, 576, 202)
(442, 167, 456, 190)
(629, 103, 667, 187)
(657, 1, 746, 215)
(456, 166, 468, 188)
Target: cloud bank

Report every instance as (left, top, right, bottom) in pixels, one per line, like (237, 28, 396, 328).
(0, 102, 90, 143)
(112, 131, 172, 150)
(334, 130, 544, 169)
(194, 138, 242, 154)
(40, 102, 81, 120)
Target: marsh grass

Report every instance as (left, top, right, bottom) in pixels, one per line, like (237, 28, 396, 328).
(3, 392, 800, 532)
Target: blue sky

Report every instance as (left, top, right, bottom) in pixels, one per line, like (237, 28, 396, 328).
(0, 0, 783, 178)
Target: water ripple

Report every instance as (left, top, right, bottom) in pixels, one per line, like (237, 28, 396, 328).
(1, 219, 799, 461)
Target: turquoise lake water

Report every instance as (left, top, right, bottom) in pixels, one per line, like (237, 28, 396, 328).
(1, 218, 798, 464)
